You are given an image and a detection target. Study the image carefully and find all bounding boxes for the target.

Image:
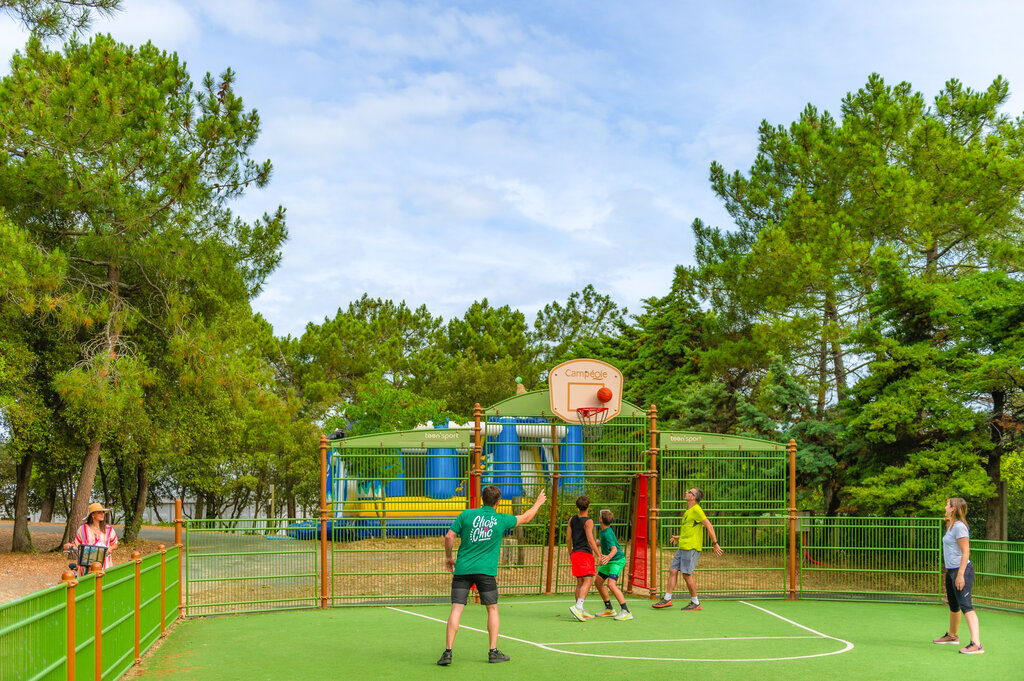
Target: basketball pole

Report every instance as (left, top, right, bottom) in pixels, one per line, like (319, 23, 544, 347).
(544, 422, 561, 594)
(648, 404, 659, 599)
(788, 438, 797, 600)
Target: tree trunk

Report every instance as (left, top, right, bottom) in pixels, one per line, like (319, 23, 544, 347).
(63, 439, 102, 546)
(816, 308, 828, 417)
(826, 297, 847, 402)
(287, 491, 296, 519)
(12, 452, 34, 552)
(123, 461, 148, 542)
(986, 390, 1006, 541)
(39, 479, 56, 523)
(99, 455, 113, 519)
(194, 493, 205, 522)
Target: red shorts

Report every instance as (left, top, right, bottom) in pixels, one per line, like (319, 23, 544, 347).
(571, 551, 595, 577)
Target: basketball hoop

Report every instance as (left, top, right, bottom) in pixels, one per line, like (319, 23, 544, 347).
(576, 407, 609, 442)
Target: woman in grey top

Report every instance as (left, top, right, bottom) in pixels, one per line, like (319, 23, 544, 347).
(933, 497, 983, 654)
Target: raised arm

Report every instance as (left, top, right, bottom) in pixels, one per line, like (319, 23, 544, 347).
(515, 489, 547, 526)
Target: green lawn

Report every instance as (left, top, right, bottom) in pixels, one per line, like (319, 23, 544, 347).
(131, 597, 1021, 681)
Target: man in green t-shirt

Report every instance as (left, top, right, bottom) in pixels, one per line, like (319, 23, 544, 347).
(652, 487, 723, 611)
(437, 485, 546, 666)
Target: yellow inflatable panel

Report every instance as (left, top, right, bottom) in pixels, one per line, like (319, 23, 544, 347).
(345, 496, 521, 518)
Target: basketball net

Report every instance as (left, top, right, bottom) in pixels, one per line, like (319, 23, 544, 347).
(576, 407, 609, 442)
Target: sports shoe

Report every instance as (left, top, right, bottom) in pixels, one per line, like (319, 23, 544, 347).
(436, 650, 452, 666)
(680, 601, 702, 611)
(959, 642, 984, 655)
(613, 609, 633, 621)
(488, 648, 511, 663)
(569, 605, 594, 621)
(595, 608, 615, 617)
(651, 598, 673, 608)
(932, 633, 959, 645)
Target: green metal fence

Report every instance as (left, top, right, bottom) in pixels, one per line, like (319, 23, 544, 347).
(184, 518, 319, 616)
(800, 517, 942, 602)
(0, 545, 180, 681)
(0, 582, 68, 681)
(658, 433, 789, 598)
(966, 539, 1024, 612)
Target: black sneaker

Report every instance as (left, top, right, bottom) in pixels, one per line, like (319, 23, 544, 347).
(488, 649, 510, 663)
(437, 650, 452, 666)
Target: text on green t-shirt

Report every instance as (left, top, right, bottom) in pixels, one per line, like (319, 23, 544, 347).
(449, 506, 518, 576)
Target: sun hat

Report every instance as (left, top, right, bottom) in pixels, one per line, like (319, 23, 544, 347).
(83, 502, 111, 522)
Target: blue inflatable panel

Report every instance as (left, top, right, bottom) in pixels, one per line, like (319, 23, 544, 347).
(285, 520, 348, 540)
(560, 425, 584, 494)
(426, 423, 460, 499)
(491, 418, 523, 498)
(383, 451, 405, 497)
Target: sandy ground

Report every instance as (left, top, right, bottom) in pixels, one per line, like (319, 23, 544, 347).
(0, 522, 169, 604)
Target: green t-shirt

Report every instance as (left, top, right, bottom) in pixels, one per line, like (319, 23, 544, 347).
(600, 526, 626, 567)
(678, 503, 708, 551)
(450, 506, 518, 576)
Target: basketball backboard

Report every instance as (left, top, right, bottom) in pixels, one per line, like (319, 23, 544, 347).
(547, 358, 624, 423)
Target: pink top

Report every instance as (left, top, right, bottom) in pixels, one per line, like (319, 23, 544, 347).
(72, 523, 119, 574)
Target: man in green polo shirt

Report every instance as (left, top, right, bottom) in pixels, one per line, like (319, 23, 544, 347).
(437, 485, 547, 666)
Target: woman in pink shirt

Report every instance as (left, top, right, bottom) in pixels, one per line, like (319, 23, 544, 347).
(64, 502, 119, 575)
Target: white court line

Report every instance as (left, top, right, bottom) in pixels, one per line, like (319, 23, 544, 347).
(544, 636, 822, 645)
(387, 602, 855, 662)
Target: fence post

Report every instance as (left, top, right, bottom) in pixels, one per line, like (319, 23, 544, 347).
(788, 438, 798, 600)
(133, 550, 142, 664)
(159, 545, 167, 636)
(648, 404, 659, 598)
(471, 403, 483, 509)
(175, 498, 184, 619)
(61, 570, 77, 681)
(320, 434, 329, 609)
(93, 563, 104, 681)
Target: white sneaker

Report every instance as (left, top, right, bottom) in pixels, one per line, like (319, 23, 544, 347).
(613, 609, 633, 621)
(569, 605, 593, 621)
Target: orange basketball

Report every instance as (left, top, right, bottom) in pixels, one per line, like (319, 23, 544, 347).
(597, 386, 613, 403)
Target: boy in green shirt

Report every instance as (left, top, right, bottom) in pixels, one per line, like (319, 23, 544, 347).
(595, 509, 632, 620)
(437, 485, 546, 666)
(652, 486, 723, 611)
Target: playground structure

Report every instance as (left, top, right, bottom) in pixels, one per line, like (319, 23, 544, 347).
(173, 358, 1023, 615)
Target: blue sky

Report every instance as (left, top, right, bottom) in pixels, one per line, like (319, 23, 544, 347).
(4, 1, 1024, 337)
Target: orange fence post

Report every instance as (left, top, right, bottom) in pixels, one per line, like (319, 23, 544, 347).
(648, 404, 659, 598)
(788, 438, 798, 600)
(320, 434, 329, 609)
(159, 544, 167, 636)
(133, 550, 142, 664)
(175, 498, 184, 619)
(61, 570, 77, 681)
(93, 563, 104, 681)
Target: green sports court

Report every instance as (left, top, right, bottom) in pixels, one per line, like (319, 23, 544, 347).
(133, 597, 1021, 681)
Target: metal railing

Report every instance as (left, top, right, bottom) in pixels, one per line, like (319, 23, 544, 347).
(0, 545, 180, 681)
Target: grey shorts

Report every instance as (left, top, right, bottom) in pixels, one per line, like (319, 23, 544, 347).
(670, 549, 699, 574)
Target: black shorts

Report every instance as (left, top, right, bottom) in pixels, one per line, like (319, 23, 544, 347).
(451, 574, 499, 606)
(944, 562, 975, 613)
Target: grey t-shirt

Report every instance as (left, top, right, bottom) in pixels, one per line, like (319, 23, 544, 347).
(942, 520, 969, 569)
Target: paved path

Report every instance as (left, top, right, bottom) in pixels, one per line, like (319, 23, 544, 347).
(0, 521, 175, 541)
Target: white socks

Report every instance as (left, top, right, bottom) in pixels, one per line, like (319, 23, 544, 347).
(692, 597, 700, 605)
(664, 593, 672, 601)
(576, 598, 585, 609)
